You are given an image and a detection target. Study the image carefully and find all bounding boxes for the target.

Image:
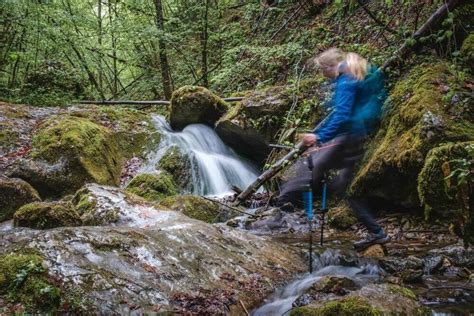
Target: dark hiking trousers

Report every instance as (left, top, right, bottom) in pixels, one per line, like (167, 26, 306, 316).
(277, 134, 382, 234)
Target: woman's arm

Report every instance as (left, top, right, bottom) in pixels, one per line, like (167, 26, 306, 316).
(315, 75, 357, 143)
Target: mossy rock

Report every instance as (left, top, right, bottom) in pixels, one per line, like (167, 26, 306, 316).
(0, 176, 41, 222)
(126, 172, 178, 202)
(351, 63, 474, 208)
(158, 195, 219, 223)
(460, 33, 474, 71)
(73, 105, 161, 159)
(157, 146, 193, 191)
(0, 252, 61, 312)
(30, 115, 122, 194)
(327, 203, 356, 229)
(13, 201, 81, 229)
(170, 85, 228, 130)
(291, 297, 382, 316)
(418, 141, 473, 245)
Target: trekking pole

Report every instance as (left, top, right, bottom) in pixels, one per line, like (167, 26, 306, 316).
(320, 173, 328, 246)
(302, 183, 314, 273)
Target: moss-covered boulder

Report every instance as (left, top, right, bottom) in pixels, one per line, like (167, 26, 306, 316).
(460, 33, 474, 71)
(170, 86, 228, 130)
(72, 105, 161, 159)
(159, 195, 219, 223)
(418, 141, 473, 244)
(13, 201, 81, 229)
(0, 252, 61, 312)
(28, 116, 122, 195)
(291, 296, 381, 316)
(292, 284, 428, 316)
(351, 63, 474, 208)
(327, 203, 357, 229)
(157, 146, 193, 191)
(0, 176, 40, 222)
(125, 172, 178, 202)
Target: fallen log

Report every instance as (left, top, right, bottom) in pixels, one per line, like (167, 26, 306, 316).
(75, 96, 244, 106)
(381, 0, 463, 71)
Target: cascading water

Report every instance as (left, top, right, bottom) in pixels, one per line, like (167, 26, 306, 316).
(252, 249, 382, 316)
(140, 115, 261, 196)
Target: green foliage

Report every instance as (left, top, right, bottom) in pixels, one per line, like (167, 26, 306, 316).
(0, 253, 61, 312)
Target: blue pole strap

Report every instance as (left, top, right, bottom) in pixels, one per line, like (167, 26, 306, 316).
(321, 182, 327, 210)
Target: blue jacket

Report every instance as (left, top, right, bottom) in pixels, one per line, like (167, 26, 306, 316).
(315, 66, 386, 143)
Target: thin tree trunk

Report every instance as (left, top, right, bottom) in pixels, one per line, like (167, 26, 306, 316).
(109, 0, 118, 96)
(154, 0, 173, 99)
(97, 0, 103, 93)
(200, 0, 210, 87)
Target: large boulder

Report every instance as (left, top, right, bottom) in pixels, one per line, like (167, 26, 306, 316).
(158, 195, 219, 223)
(7, 116, 122, 198)
(13, 201, 81, 229)
(460, 33, 474, 71)
(0, 189, 305, 313)
(350, 63, 474, 209)
(170, 86, 228, 130)
(0, 176, 40, 222)
(125, 172, 178, 202)
(215, 78, 326, 165)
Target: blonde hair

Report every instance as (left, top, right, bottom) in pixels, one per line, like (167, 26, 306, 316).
(315, 48, 345, 76)
(345, 52, 368, 81)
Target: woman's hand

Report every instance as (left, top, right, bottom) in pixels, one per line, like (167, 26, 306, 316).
(301, 133, 317, 147)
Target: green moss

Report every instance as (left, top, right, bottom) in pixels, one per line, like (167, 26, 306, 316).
(159, 195, 219, 223)
(170, 85, 229, 129)
(460, 33, 474, 71)
(73, 191, 97, 215)
(157, 146, 192, 191)
(0, 252, 61, 312)
(31, 116, 122, 187)
(291, 297, 382, 316)
(388, 285, 417, 300)
(126, 172, 178, 202)
(13, 201, 81, 229)
(0, 176, 41, 222)
(418, 142, 474, 245)
(351, 63, 474, 207)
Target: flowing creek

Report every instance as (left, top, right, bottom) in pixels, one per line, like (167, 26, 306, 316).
(140, 115, 260, 196)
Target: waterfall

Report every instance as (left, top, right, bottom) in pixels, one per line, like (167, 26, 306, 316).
(140, 115, 260, 196)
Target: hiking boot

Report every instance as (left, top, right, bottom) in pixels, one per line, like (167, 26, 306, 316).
(353, 231, 390, 250)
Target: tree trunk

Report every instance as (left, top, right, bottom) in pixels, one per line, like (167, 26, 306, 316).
(154, 0, 173, 100)
(97, 0, 103, 93)
(200, 0, 210, 87)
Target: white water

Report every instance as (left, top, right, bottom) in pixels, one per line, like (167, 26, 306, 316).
(252, 249, 382, 316)
(140, 115, 260, 196)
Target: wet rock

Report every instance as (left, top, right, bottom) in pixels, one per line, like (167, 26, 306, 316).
(423, 255, 444, 274)
(0, 211, 305, 313)
(72, 183, 165, 227)
(125, 172, 178, 202)
(359, 244, 385, 259)
(170, 86, 228, 130)
(13, 201, 81, 229)
(428, 245, 474, 268)
(400, 269, 424, 284)
(157, 146, 192, 191)
(380, 255, 424, 283)
(0, 176, 40, 222)
(313, 276, 358, 295)
(158, 195, 219, 223)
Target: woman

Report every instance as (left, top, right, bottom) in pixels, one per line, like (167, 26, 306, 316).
(277, 48, 389, 250)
